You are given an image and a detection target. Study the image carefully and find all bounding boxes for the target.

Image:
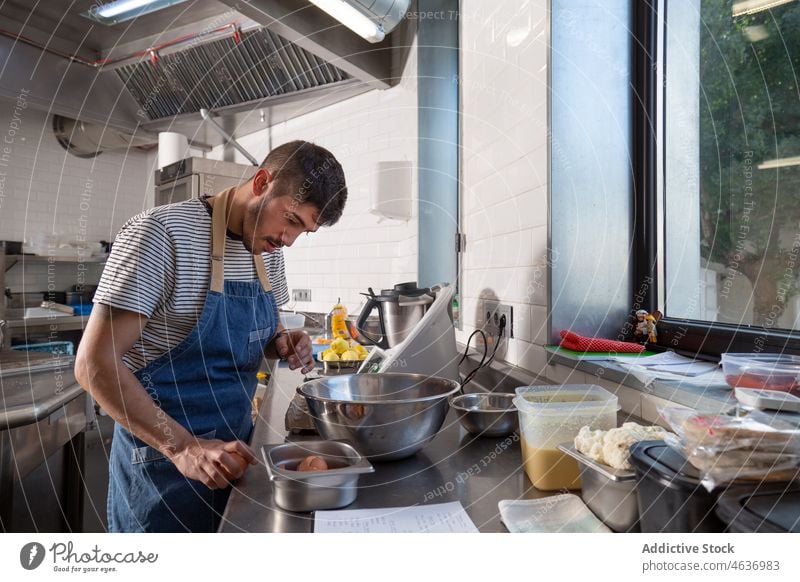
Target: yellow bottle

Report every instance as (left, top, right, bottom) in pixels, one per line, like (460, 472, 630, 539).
(331, 299, 349, 339)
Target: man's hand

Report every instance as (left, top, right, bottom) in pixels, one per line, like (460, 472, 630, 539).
(168, 438, 257, 489)
(274, 330, 314, 373)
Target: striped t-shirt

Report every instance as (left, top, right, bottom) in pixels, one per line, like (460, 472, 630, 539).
(94, 198, 289, 372)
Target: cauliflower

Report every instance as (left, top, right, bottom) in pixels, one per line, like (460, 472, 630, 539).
(574, 426, 605, 463)
(575, 422, 668, 470)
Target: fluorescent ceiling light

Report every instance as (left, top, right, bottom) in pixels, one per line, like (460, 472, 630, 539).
(757, 156, 800, 170)
(308, 0, 386, 43)
(733, 0, 797, 17)
(81, 0, 189, 25)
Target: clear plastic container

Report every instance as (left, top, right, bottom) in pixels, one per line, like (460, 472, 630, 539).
(513, 384, 619, 491)
(279, 312, 306, 329)
(721, 352, 800, 394)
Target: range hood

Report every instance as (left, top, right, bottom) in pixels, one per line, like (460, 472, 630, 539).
(118, 27, 351, 121)
(0, 0, 415, 147)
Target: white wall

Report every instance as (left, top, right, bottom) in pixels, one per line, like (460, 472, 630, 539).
(458, 0, 550, 374)
(0, 103, 155, 293)
(208, 47, 419, 316)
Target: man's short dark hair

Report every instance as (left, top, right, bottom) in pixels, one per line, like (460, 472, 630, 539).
(260, 140, 348, 226)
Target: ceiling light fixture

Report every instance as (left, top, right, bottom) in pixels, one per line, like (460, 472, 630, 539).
(732, 0, 797, 17)
(81, 0, 190, 26)
(308, 0, 386, 43)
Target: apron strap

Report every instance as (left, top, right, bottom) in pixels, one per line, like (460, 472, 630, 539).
(210, 187, 273, 294)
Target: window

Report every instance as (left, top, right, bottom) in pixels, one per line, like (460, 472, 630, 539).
(652, 0, 800, 353)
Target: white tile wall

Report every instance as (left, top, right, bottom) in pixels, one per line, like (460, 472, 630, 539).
(208, 46, 419, 315)
(458, 0, 549, 376)
(0, 104, 155, 293)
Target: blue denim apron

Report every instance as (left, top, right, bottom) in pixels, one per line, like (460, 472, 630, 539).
(107, 187, 278, 532)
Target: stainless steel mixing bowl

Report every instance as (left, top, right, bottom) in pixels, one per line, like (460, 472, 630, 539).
(298, 373, 461, 461)
(450, 392, 518, 437)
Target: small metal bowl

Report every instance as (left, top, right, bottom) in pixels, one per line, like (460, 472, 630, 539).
(450, 392, 518, 437)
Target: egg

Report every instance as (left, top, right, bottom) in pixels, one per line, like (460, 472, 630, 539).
(221, 451, 250, 479)
(296, 455, 329, 472)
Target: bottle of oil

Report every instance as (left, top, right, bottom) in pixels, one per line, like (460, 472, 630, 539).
(330, 298, 349, 339)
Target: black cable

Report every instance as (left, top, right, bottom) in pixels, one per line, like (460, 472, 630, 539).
(458, 329, 489, 389)
(459, 328, 487, 366)
(461, 318, 507, 389)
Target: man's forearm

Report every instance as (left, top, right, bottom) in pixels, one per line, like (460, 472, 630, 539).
(81, 358, 193, 457)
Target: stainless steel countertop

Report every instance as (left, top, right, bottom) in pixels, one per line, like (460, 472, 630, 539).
(0, 351, 82, 430)
(219, 366, 547, 533)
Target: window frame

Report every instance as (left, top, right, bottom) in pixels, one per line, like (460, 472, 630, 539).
(633, 0, 800, 358)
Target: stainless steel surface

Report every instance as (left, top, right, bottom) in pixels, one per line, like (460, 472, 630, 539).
(140, 79, 372, 147)
(219, 365, 542, 533)
(450, 393, 519, 438)
(52, 115, 158, 158)
(155, 157, 257, 207)
(6, 314, 88, 331)
(321, 360, 361, 375)
(0, 361, 88, 532)
(357, 284, 435, 348)
(200, 109, 260, 166)
(0, 353, 80, 429)
(219, 0, 414, 90)
(156, 156, 257, 185)
(0, 1, 377, 144)
(120, 27, 349, 121)
(559, 444, 640, 533)
(264, 440, 374, 512)
(299, 373, 460, 461)
(0, 35, 142, 133)
(382, 293, 434, 347)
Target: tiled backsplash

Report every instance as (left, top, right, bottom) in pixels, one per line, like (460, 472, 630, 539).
(458, 0, 549, 375)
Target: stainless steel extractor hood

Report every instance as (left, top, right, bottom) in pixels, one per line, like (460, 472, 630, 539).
(0, 1, 415, 145)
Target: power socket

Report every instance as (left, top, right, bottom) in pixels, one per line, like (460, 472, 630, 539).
(292, 289, 311, 302)
(482, 300, 513, 341)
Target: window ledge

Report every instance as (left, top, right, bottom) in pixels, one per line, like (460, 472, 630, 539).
(456, 343, 739, 425)
(545, 346, 736, 415)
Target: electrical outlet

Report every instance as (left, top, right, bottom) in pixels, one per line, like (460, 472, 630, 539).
(482, 300, 513, 340)
(292, 289, 311, 302)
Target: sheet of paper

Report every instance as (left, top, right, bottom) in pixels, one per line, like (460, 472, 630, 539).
(647, 361, 718, 376)
(610, 351, 718, 377)
(314, 501, 479, 533)
(610, 351, 693, 365)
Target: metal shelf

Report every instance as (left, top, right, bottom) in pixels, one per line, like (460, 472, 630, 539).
(3, 254, 107, 272)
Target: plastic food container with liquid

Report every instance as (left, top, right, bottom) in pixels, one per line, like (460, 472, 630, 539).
(513, 385, 619, 491)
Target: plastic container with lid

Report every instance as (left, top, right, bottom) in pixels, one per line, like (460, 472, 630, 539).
(628, 440, 726, 533)
(721, 352, 800, 394)
(513, 384, 619, 491)
(716, 484, 800, 532)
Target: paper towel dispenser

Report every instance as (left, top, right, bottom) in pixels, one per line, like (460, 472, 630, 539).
(370, 161, 412, 221)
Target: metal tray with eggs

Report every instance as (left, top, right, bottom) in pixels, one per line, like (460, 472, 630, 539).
(262, 440, 374, 512)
